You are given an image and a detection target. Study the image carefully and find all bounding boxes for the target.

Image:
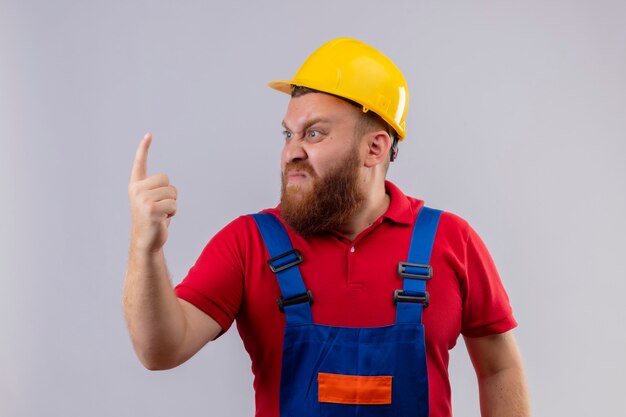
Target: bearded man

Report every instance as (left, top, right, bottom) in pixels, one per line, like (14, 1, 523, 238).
(124, 38, 530, 417)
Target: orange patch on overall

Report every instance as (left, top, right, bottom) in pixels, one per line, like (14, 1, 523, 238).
(317, 372, 393, 405)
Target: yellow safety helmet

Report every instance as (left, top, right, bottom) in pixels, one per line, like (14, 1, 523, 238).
(268, 38, 409, 140)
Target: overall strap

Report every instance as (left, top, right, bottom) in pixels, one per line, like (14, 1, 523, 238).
(395, 206, 443, 324)
(250, 213, 313, 325)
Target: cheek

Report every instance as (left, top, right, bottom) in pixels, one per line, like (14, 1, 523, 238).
(280, 146, 289, 171)
(303, 150, 322, 175)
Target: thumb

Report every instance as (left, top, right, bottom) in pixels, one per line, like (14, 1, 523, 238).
(130, 133, 152, 182)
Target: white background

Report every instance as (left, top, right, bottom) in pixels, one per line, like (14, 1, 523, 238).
(1, 1, 625, 416)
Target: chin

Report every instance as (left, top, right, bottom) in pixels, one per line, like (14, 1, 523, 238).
(287, 182, 312, 194)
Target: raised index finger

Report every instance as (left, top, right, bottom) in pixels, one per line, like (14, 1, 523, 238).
(130, 133, 152, 182)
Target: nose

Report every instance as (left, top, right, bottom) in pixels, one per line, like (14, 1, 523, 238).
(282, 136, 308, 164)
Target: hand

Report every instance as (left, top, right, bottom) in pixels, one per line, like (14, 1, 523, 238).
(128, 133, 178, 253)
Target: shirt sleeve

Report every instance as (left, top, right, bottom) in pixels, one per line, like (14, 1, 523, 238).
(459, 221, 518, 338)
(174, 216, 250, 335)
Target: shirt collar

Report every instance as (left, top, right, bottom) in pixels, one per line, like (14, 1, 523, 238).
(382, 180, 421, 226)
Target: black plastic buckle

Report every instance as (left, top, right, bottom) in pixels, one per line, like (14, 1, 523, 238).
(268, 249, 303, 273)
(277, 290, 314, 313)
(393, 289, 430, 307)
(397, 262, 432, 280)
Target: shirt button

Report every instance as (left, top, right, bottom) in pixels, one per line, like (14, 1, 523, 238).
(350, 247, 355, 253)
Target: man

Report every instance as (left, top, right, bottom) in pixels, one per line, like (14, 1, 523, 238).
(124, 38, 530, 417)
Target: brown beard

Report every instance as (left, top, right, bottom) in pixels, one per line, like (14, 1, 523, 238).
(280, 148, 364, 236)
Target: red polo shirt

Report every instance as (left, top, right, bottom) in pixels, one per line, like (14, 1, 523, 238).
(175, 181, 516, 417)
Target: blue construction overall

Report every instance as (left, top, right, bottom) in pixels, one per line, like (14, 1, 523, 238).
(251, 206, 442, 417)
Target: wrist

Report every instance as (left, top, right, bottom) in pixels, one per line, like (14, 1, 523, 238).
(129, 241, 164, 262)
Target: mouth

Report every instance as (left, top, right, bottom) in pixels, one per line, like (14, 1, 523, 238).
(286, 170, 309, 184)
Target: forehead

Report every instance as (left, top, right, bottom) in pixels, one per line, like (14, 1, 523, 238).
(282, 92, 360, 129)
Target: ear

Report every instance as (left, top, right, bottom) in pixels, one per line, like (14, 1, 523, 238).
(363, 131, 392, 168)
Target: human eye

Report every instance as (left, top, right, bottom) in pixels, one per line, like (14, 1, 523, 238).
(306, 130, 322, 141)
(282, 130, 293, 141)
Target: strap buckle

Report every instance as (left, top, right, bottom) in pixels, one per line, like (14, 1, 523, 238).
(268, 249, 303, 273)
(397, 262, 432, 280)
(277, 290, 314, 313)
(393, 289, 430, 307)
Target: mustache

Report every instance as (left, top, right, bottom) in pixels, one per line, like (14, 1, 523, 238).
(284, 160, 316, 177)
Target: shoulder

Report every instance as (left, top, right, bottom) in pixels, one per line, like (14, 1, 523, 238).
(385, 181, 479, 244)
(214, 207, 281, 238)
(399, 197, 486, 259)
(198, 208, 281, 261)
(437, 210, 472, 241)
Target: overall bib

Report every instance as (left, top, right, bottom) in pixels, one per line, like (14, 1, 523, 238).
(251, 207, 442, 417)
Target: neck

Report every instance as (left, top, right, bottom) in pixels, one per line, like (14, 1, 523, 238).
(338, 182, 390, 241)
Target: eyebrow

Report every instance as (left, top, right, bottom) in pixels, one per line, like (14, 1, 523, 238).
(282, 117, 330, 132)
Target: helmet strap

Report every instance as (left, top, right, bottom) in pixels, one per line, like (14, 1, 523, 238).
(390, 136, 399, 162)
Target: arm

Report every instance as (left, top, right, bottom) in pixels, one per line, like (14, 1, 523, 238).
(123, 133, 222, 370)
(464, 331, 530, 417)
